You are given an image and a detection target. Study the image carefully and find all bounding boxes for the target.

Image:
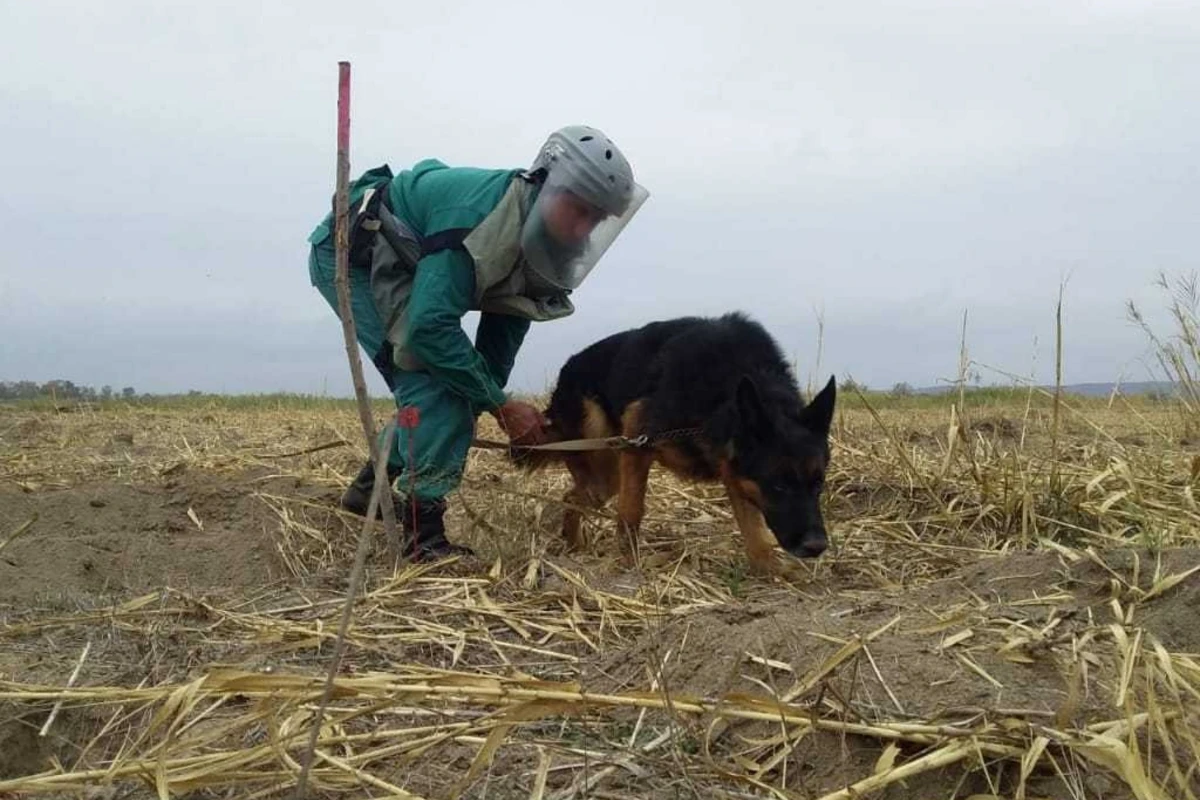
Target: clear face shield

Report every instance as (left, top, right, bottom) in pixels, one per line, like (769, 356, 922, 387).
(519, 168, 649, 295)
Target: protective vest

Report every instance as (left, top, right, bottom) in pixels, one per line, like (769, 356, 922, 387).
(337, 164, 576, 373)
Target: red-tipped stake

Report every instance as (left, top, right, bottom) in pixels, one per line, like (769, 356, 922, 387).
(294, 61, 403, 800)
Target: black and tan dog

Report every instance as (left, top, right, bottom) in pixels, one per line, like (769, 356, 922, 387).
(513, 312, 837, 572)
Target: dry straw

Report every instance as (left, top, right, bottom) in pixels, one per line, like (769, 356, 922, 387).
(2, 360, 1200, 797)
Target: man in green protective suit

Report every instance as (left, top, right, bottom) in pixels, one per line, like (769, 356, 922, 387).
(307, 125, 648, 560)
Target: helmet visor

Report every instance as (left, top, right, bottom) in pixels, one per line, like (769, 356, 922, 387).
(520, 169, 649, 293)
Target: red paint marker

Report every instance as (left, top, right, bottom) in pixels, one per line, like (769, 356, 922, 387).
(337, 61, 350, 156)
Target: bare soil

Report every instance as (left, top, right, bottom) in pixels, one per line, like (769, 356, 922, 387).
(0, 467, 305, 606)
(2, 403, 1199, 799)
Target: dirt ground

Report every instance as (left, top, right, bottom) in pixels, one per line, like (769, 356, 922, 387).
(2, 401, 1199, 799)
(0, 470, 290, 604)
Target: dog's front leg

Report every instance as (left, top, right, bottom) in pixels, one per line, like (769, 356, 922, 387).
(560, 457, 593, 552)
(560, 454, 618, 553)
(615, 450, 654, 568)
(720, 466, 778, 575)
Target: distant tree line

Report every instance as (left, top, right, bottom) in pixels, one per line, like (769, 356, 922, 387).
(0, 380, 140, 401)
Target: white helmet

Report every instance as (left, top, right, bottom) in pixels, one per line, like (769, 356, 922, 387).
(520, 125, 649, 294)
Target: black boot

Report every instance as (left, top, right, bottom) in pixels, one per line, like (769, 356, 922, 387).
(403, 498, 474, 561)
(339, 460, 404, 518)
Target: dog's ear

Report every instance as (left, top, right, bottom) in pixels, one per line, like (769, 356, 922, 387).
(735, 375, 768, 437)
(800, 375, 837, 437)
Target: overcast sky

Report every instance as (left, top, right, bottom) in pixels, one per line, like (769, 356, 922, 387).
(2, 0, 1197, 397)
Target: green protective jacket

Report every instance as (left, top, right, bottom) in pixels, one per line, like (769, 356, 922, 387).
(308, 159, 574, 414)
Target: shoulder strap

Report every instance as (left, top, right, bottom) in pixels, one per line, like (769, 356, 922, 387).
(420, 227, 474, 257)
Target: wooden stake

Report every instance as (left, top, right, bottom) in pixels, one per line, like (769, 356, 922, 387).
(294, 418, 397, 800)
(294, 60, 405, 800)
(328, 60, 402, 560)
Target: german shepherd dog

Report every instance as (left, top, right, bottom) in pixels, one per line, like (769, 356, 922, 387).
(514, 312, 837, 572)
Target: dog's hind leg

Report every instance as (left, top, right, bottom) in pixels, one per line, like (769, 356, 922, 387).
(720, 464, 778, 575)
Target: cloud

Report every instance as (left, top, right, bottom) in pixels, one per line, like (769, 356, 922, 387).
(1, 0, 1196, 396)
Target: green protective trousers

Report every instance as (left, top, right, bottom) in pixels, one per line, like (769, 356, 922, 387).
(308, 238, 476, 501)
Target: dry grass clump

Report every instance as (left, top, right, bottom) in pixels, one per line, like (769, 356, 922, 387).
(1, 381, 1199, 798)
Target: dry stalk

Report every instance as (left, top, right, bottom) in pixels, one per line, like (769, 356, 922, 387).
(4, 360, 1200, 799)
(293, 419, 397, 798)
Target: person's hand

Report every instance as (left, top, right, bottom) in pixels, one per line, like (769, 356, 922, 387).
(491, 401, 550, 446)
